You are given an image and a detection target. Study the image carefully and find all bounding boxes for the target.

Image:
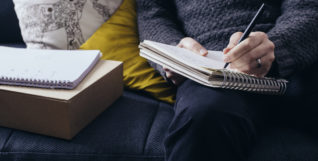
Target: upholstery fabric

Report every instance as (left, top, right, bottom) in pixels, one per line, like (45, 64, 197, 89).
(0, 129, 11, 152)
(1, 90, 318, 161)
(13, 0, 123, 49)
(0, 91, 174, 161)
(81, 0, 176, 104)
(0, 0, 23, 43)
(248, 128, 318, 161)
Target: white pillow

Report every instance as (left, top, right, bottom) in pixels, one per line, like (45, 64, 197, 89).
(13, 0, 123, 49)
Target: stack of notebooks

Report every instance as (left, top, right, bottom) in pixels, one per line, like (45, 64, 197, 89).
(0, 46, 101, 89)
(139, 40, 288, 95)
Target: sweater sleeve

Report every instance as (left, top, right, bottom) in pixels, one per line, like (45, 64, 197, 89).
(136, 0, 185, 80)
(267, 0, 318, 78)
(136, 0, 185, 44)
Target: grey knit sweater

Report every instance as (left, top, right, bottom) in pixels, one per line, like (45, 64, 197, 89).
(136, 0, 318, 78)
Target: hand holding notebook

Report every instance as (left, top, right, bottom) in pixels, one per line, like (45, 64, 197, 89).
(139, 40, 288, 95)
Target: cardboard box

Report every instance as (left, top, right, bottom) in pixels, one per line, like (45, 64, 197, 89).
(0, 60, 123, 140)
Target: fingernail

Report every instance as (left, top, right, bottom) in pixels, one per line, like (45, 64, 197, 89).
(223, 48, 230, 54)
(200, 49, 208, 56)
(224, 56, 229, 62)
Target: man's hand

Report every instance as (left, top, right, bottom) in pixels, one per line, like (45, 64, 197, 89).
(163, 37, 208, 85)
(164, 32, 274, 85)
(224, 32, 275, 77)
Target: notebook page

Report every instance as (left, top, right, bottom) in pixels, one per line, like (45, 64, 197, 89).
(0, 46, 101, 86)
(144, 40, 225, 70)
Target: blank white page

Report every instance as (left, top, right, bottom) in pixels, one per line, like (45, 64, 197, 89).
(0, 46, 101, 89)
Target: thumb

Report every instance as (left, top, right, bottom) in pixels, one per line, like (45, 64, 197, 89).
(178, 37, 208, 56)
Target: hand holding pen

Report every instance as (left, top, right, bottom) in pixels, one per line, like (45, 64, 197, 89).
(223, 3, 275, 77)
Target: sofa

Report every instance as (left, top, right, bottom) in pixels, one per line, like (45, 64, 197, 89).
(1, 0, 318, 161)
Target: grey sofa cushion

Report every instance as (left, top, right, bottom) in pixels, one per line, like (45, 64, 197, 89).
(0, 91, 174, 161)
(1, 89, 318, 161)
(249, 128, 318, 161)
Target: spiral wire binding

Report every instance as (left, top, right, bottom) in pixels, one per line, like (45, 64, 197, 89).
(220, 70, 287, 95)
(0, 75, 73, 89)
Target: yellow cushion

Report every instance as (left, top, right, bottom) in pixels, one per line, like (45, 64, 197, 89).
(80, 0, 175, 104)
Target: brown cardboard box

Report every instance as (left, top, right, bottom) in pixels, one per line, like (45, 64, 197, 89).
(0, 60, 123, 140)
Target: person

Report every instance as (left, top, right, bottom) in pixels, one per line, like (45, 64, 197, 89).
(136, 0, 318, 160)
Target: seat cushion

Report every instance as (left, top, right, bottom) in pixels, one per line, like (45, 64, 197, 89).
(0, 0, 23, 43)
(1, 91, 318, 161)
(249, 127, 318, 161)
(0, 90, 174, 161)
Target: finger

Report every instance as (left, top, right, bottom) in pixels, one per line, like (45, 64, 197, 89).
(171, 76, 185, 85)
(165, 71, 174, 79)
(229, 41, 271, 70)
(165, 69, 181, 79)
(225, 32, 267, 63)
(252, 54, 274, 77)
(223, 48, 231, 54)
(163, 66, 170, 72)
(227, 32, 243, 49)
(231, 52, 274, 77)
(223, 32, 243, 55)
(165, 70, 185, 85)
(178, 37, 208, 56)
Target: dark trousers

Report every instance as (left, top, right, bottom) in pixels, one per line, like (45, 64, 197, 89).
(163, 71, 314, 161)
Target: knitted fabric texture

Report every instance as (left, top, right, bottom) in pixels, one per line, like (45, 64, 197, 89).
(136, 0, 318, 78)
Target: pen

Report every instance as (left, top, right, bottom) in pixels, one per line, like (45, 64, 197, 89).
(224, 3, 265, 69)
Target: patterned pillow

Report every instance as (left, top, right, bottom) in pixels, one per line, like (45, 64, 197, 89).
(13, 0, 122, 49)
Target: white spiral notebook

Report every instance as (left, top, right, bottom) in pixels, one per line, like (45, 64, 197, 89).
(0, 46, 101, 89)
(139, 40, 288, 95)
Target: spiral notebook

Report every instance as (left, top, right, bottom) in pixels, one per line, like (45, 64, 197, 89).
(0, 46, 101, 89)
(139, 40, 288, 95)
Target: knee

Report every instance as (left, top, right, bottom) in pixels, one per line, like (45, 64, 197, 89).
(186, 103, 234, 126)
(174, 84, 255, 136)
(178, 95, 233, 122)
(181, 102, 255, 136)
